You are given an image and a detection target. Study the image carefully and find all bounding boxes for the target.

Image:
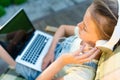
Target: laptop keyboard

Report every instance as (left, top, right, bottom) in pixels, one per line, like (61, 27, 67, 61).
(21, 34, 49, 64)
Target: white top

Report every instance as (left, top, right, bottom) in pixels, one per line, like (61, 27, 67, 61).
(70, 27, 82, 52)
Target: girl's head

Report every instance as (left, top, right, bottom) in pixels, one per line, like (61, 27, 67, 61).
(78, 0, 118, 46)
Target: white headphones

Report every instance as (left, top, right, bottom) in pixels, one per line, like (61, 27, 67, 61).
(96, 0, 120, 51)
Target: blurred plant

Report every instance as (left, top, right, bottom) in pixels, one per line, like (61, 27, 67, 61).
(0, 0, 12, 7)
(13, 0, 27, 5)
(0, 0, 27, 17)
(0, 6, 6, 17)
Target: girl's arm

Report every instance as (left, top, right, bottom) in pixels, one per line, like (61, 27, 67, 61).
(47, 25, 75, 53)
(42, 25, 75, 70)
(36, 48, 100, 80)
(45, 25, 75, 55)
(0, 45, 16, 67)
(37, 56, 65, 80)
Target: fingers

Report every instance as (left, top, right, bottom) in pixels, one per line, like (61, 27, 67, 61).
(42, 61, 50, 70)
(73, 49, 82, 56)
(80, 44, 86, 53)
(73, 45, 86, 56)
(41, 53, 54, 70)
(80, 49, 100, 63)
(42, 58, 54, 70)
(88, 49, 101, 60)
(77, 48, 100, 63)
(42, 63, 46, 70)
(51, 58, 54, 63)
(77, 48, 98, 59)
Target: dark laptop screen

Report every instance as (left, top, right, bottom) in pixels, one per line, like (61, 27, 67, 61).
(0, 9, 35, 34)
(0, 9, 35, 59)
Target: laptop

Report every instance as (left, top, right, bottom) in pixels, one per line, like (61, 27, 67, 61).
(0, 9, 53, 71)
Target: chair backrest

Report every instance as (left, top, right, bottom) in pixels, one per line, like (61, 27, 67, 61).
(95, 45, 120, 80)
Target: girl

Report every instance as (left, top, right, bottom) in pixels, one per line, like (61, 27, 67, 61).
(0, 0, 119, 80)
(36, 0, 119, 80)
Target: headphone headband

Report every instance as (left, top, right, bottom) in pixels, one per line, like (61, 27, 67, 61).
(96, 0, 120, 50)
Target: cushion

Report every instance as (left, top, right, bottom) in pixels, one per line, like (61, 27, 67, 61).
(95, 46, 120, 80)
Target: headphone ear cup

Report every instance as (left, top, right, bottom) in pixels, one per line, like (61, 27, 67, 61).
(96, 40, 108, 47)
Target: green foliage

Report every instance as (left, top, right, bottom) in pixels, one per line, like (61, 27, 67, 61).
(0, 0, 27, 17)
(0, 0, 12, 7)
(13, 0, 27, 5)
(0, 6, 6, 17)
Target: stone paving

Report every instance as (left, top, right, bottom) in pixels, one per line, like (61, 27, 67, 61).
(0, 0, 85, 26)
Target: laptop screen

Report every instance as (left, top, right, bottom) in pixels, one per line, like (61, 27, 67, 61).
(0, 9, 35, 34)
(0, 9, 35, 59)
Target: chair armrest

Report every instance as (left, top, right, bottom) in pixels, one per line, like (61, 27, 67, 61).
(45, 26, 58, 33)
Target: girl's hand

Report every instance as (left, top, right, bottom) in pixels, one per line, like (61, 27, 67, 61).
(59, 47, 101, 65)
(42, 51, 54, 70)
